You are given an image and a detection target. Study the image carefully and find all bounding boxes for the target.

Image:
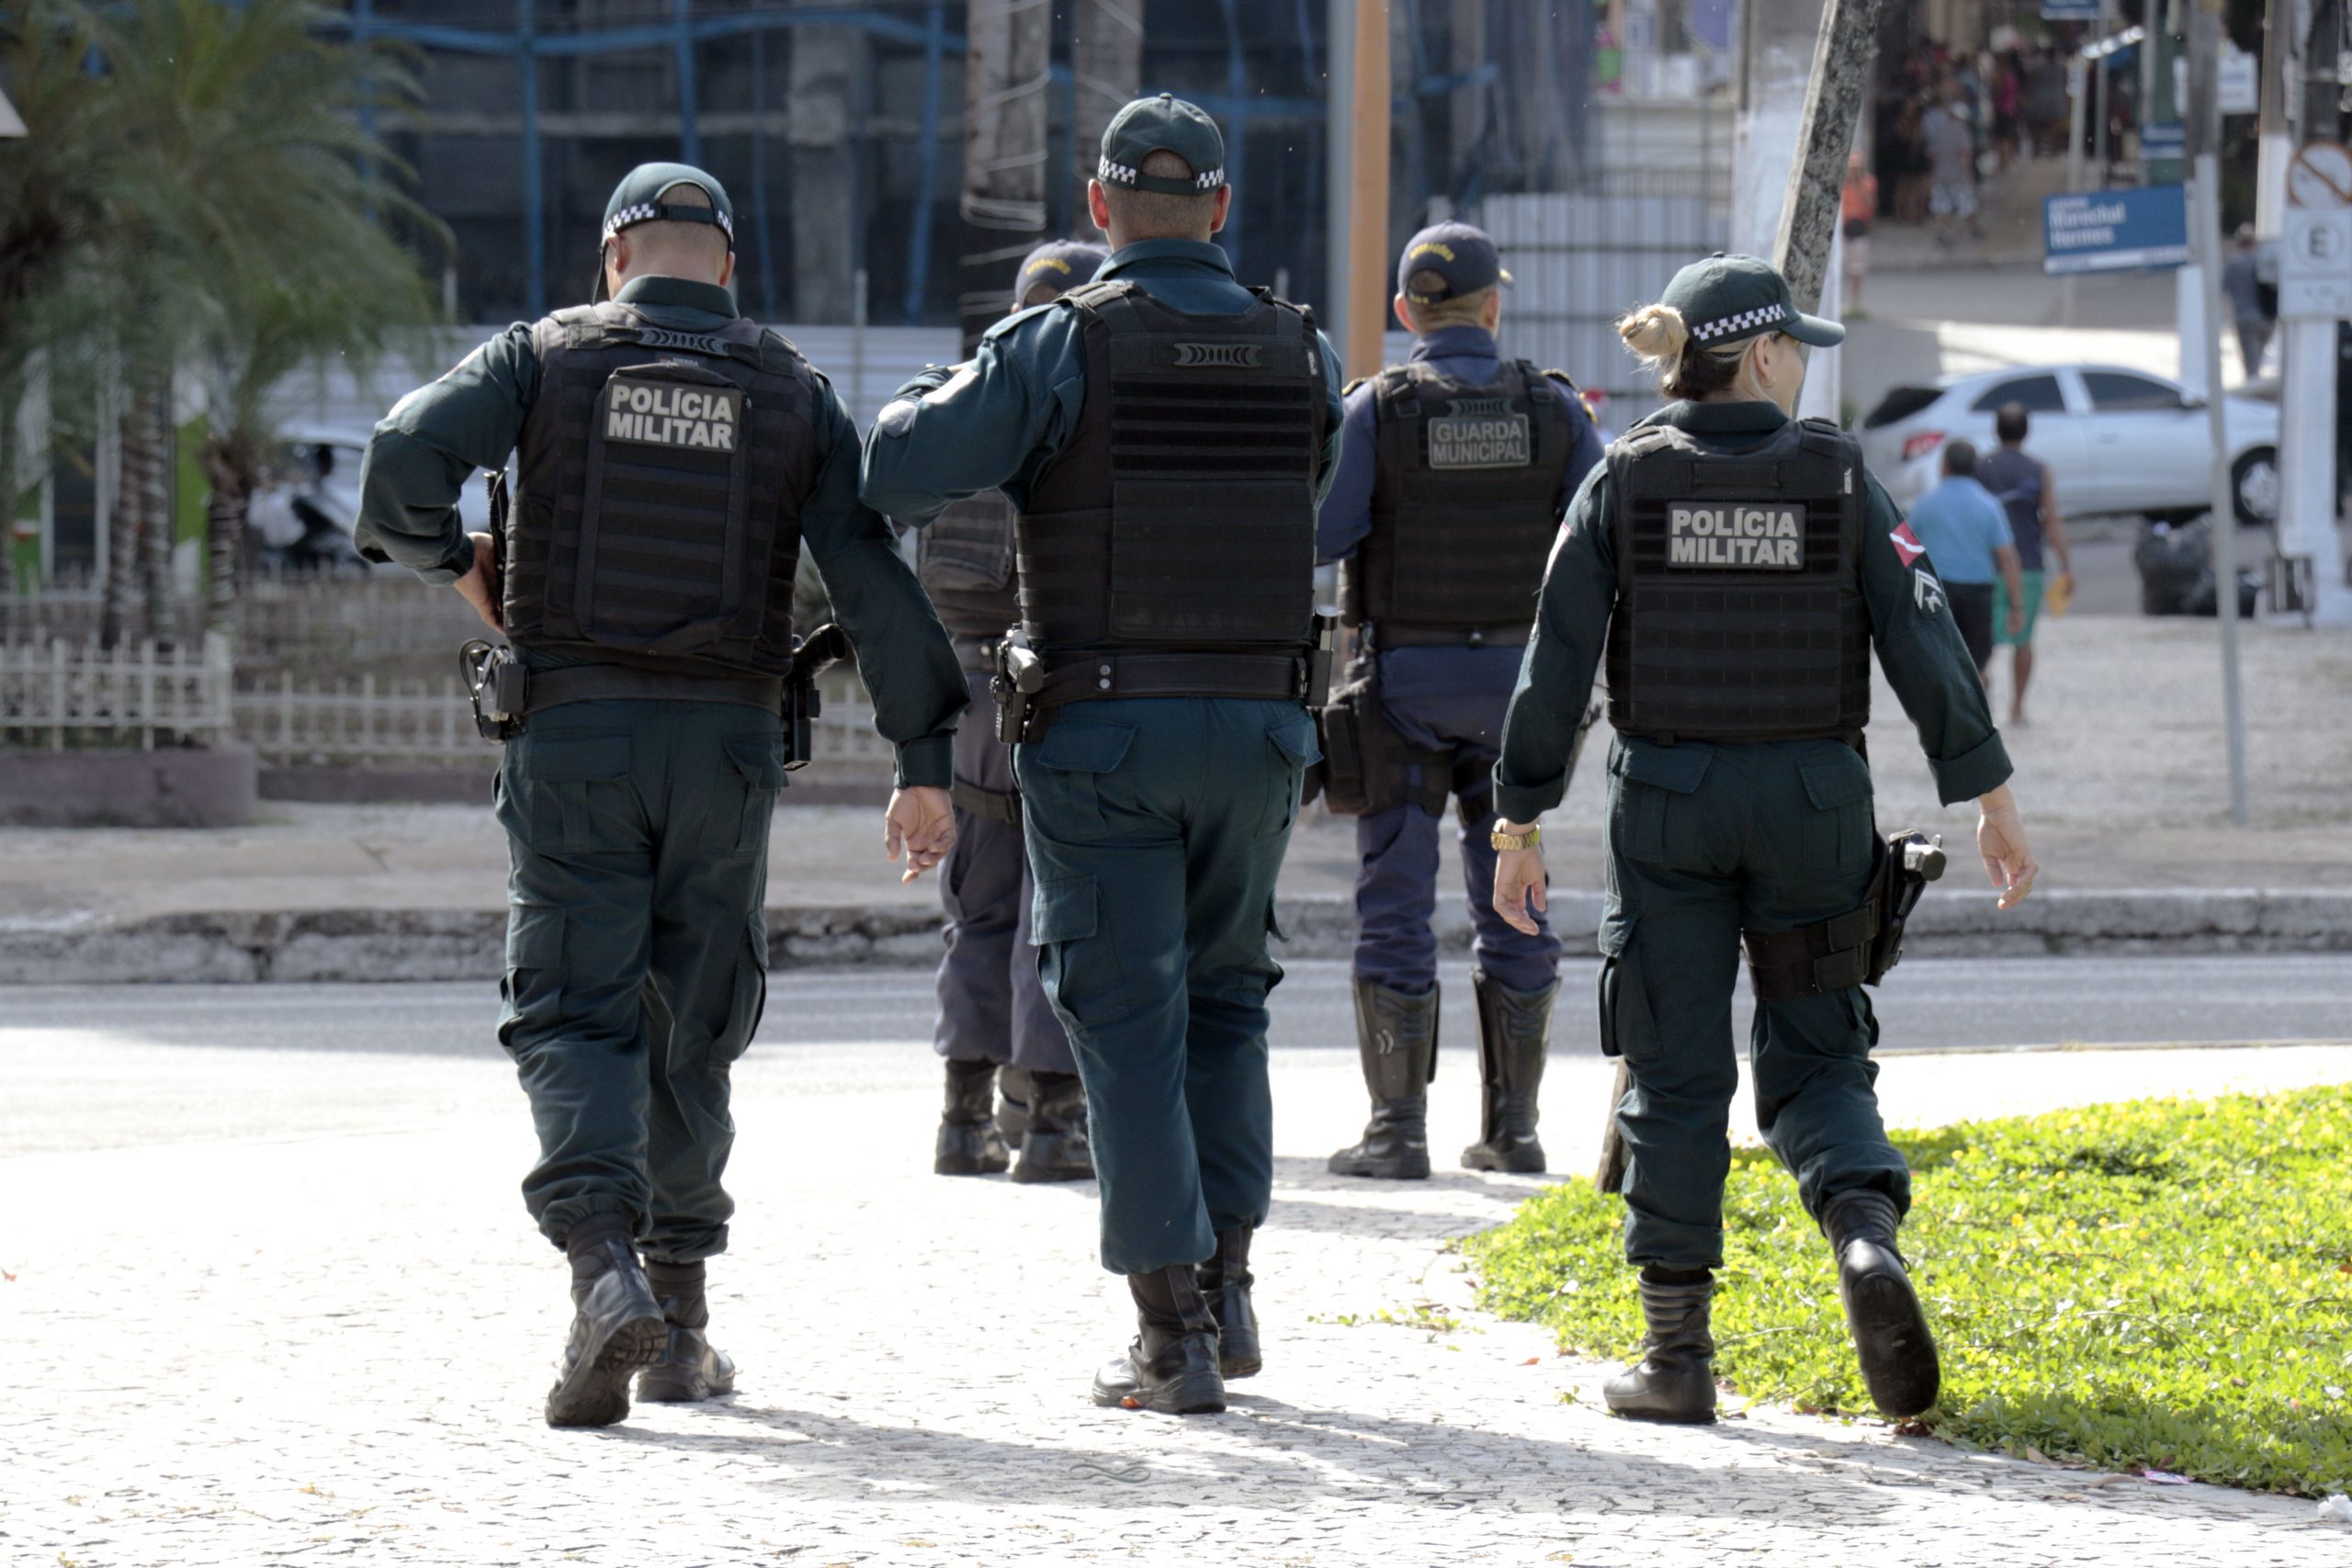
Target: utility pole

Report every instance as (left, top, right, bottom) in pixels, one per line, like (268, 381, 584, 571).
(1325, 0, 1391, 384)
(958, 0, 1051, 356)
(1770, 0, 1887, 317)
(2275, 0, 2352, 623)
(2188, 0, 2254, 822)
(1069, 0, 1143, 236)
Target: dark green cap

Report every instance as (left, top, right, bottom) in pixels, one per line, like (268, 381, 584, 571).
(595, 162, 734, 302)
(1097, 94, 1227, 197)
(1658, 253, 1844, 349)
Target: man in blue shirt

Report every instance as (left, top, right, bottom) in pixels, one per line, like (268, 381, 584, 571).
(1318, 222, 1605, 1183)
(1903, 440, 2024, 677)
(864, 96, 1345, 1416)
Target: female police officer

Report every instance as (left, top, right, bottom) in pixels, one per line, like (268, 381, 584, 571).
(1488, 254, 2040, 1425)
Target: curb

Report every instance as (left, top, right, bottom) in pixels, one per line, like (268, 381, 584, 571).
(14, 887, 2352, 984)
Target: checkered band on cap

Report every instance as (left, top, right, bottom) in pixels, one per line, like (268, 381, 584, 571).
(1097, 154, 1226, 190)
(1099, 157, 1138, 185)
(602, 202, 735, 244)
(1689, 303, 1791, 343)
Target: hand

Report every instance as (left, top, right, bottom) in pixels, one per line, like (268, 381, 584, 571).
(885, 786, 956, 883)
(1974, 784, 2039, 910)
(452, 531, 503, 634)
(1493, 839, 1549, 936)
(2004, 606, 2026, 637)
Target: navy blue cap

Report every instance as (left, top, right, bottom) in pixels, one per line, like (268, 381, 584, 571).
(1013, 240, 1110, 307)
(1098, 95, 1227, 196)
(596, 162, 734, 302)
(1397, 221, 1510, 305)
(1658, 253, 1845, 349)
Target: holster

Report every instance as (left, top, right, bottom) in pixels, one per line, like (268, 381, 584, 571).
(1312, 655, 1450, 818)
(783, 623, 854, 770)
(459, 639, 528, 743)
(1741, 830, 1948, 1001)
(989, 627, 1044, 744)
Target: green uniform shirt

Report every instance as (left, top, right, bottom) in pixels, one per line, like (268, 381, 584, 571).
(858, 239, 1346, 520)
(1493, 400, 2013, 823)
(354, 275, 965, 788)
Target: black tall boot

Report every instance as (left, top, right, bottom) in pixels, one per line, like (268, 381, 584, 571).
(1460, 969, 1557, 1174)
(1010, 1069, 1095, 1183)
(1195, 1225, 1260, 1379)
(1822, 1189, 1940, 1417)
(1327, 979, 1439, 1179)
(637, 1258, 737, 1404)
(934, 1056, 1011, 1176)
(1091, 1263, 1227, 1415)
(1601, 1269, 1717, 1424)
(546, 1213, 668, 1428)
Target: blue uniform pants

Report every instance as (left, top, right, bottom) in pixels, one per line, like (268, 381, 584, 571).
(1353, 681, 1561, 994)
(1014, 696, 1317, 1275)
(1598, 735, 1913, 1271)
(933, 671, 1078, 1074)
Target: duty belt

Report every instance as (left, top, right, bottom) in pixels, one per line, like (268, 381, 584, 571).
(1035, 650, 1318, 709)
(950, 778, 1022, 826)
(526, 664, 786, 714)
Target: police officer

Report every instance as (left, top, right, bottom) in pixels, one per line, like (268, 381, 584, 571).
(919, 241, 1107, 1184)
(1489, 254, 2041, 1425)
(1319, 223, 1604, 1182)
(863, 96, 1345, 1416)
(356, 164, 965, 1428)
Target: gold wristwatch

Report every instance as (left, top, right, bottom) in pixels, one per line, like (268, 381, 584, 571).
(1490, 821, 1541, 852)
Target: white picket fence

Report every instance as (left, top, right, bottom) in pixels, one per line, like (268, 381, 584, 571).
(0, 635, 235, 750)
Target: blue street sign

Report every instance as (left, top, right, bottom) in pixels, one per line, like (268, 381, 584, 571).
(2041, 0, 2100, 19)
(2141, 121, 2186, 161)
(2043, 185, 2192, 274)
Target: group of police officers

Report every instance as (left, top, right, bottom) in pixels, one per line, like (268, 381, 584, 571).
(356, 91, 2040, 1433)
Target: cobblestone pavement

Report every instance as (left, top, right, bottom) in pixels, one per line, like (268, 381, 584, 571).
(6, 992, 2349, 1566)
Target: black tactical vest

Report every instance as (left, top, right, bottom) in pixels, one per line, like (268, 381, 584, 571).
(509, 301, 820, 678)
(1015, 280, 1326, 654)
(1602, 416, 1871, 743)
(1344, 358, 1575, 638)
(916, 491, 1020, 645)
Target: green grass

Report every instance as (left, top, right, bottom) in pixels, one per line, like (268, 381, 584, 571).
(1464, 1086, 2352, 1496)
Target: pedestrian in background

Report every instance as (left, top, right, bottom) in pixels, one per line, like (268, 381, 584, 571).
(1976, 403, 2074, 726)
(2222, 225, 2274, 382)
(1317, 221, 1605, 1184)
(864, 96, 1345, 1416)
(1840, 153, 1877, 315)
(356, 164, 965, 1430)
(1904, 439, 2024, 681)
(914, 239, 1107, 1185)
(1923, 85, 1978, 247)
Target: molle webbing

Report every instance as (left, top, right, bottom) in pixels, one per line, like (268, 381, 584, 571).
(917, 491, 1021, 639)
(1602, 418, 1871, 744)
(1015, 281, 1324, 654)
(1348, 359, 1572, 635)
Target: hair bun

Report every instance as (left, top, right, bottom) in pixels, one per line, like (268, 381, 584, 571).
(1617, 303, 1690, 362)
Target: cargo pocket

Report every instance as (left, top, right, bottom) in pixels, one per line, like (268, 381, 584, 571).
(512, 733, 632, 854)
(1799, 750, 1876, 879)
(1028, 874, 1133, 1031)
(1595, 913, 1661, 1064)
(1261, 710, 1322, 840)
(1613, 742, 1712, 864)
(715, 732, 787, 855)
(499, 900, 567, 1054)
(728, 917, 771, 1058)
(1020, 723, 1134, 842)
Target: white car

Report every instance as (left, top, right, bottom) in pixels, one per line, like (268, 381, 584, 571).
(248, 423, 495, 552)
(1858, 365, 2280, 526)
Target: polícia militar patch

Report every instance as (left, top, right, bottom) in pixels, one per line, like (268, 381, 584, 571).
(1664, 501, 1805, 569)
(603, 377, 742, 452)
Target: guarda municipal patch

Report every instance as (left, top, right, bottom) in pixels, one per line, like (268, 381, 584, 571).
(1665, 502, 1805, 569)
(604, 377, 741, 451)
(1429, 398, 1532, 469)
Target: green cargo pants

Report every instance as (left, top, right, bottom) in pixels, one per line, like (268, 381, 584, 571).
(1013, 696, 1319, 1277)
(494, 697, 784, 1264)
(1598, 733, 1912, 1271)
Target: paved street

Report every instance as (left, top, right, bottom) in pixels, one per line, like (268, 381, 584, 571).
(6, 969, 2350, 1565)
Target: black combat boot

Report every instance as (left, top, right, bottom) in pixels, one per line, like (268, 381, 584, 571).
(636, 1258, 737, 1404)
(1822, 1189, 1940, 1417)
(995, 1065, 1035, 1145)
(934, 1056, 1011, 1176)
(1091, 1262, 1227, 1415)
(1460, 970, 1558, 1174)
(1010, 1069, 1095, 1183)
(1195, 1225, 1261, 1379)
(546, 1213, 669, 1428)
(1327, 979, 1440, 1179)
(1601, 1269, 1718, 1425)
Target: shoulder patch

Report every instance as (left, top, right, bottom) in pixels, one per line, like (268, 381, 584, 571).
(1342, 376, 1372, 397)
(1542, 369, 1600, 424)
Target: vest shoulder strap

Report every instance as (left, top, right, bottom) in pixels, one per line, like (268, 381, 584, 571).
(1374, 364, 1421, 420)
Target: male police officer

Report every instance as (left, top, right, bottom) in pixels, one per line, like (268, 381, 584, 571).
(919, 240, 1107, 1183)
(1319, 223, 1604, 1182)
(356, 164, 965, 1428)
(1491, 254, 2040, 1424)
(864, 96, 1345, 1416)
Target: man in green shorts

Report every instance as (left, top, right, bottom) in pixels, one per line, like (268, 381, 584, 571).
(1974, 402, 2074, 724)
